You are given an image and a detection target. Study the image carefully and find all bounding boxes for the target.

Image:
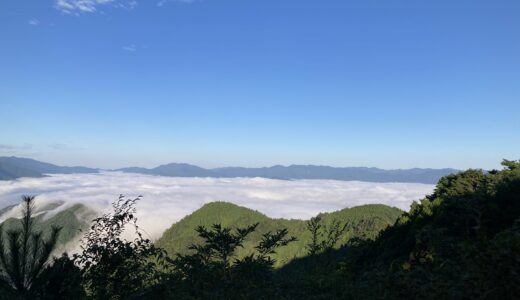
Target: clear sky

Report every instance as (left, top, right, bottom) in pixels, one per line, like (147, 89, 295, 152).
(0, 0, 519, 170)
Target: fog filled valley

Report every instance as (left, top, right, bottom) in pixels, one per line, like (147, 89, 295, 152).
(0, 158, 519, 299)
(0, 171, 435, 241)
(2, 1, 519, 298)
(0, 169, 433, 270)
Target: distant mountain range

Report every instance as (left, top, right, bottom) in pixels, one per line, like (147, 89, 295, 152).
(0, 156, 458, 184)
(0, 156, 99, 180)
(117, 163, 458, 184)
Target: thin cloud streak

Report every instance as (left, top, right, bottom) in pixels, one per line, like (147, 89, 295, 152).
(157, 0, 195, 7)
(0, 172, 435, 240)
(122, 44, 137, 52)
(28, 19, 40, 26)
(55, 0, 136, 13)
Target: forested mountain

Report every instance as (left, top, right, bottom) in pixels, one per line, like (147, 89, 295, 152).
(0, 199, 401, 268)
(156, 202, 402, 267)
(149, 160, 520, 299)
(0, 157, 98, 180)
(277, 159, 520, 299)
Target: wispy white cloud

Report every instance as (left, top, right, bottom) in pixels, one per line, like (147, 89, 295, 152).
(47, 143, 85, 151)
(122, 44, 137, 52)
(48, 143, 67, 150)
(28, 19, 40, 26)
(54, 0, 189, 12)
(55, 0, 136, 13)
(1, 144, 83, 158)
(118, 0, 138, 10)
(0, 172, 434, 240)
(0, 144, 18, 151)
(0, 144, 34, 154)
(157, 0, 195, 7)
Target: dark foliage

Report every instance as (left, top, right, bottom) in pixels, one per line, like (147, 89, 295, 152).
(306, 216, 348, 255)
(278, 159, 520, 299)
(33, 254, 85, 300)
(73, 195, 166, 300)
(164, 223, 296, 299)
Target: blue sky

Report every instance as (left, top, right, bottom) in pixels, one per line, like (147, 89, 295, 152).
(0, 0, 519, 170)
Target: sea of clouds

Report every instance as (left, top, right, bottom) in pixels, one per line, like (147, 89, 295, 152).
(0, 172, 435, 240)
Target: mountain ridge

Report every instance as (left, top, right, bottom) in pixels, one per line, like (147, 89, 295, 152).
(155, 201, 403, 267)
(0, 156, 99, 180)
(118, 163, 458, 184)
(0, 156, 458, 183)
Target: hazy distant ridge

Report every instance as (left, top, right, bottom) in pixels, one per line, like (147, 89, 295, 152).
(0, 157, 99, 180)
(118, 163, 458, 184)
(118, 163, 217, 177)
(0, 157, 457, 183)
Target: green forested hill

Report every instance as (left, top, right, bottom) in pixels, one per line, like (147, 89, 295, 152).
(0, 203, 96, 251)
(277, 160, 520, 299)
(155, 202, 402, 267)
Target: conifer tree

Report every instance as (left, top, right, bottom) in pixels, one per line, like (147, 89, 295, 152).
(0, 196, 61, 298)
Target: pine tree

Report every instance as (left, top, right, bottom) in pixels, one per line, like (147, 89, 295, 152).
(0, 195, 61, 298)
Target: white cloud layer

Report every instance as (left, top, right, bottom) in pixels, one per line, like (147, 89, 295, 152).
(0, 172, 434, 240)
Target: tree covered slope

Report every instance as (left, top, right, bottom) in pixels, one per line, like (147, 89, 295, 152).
(0, 202, 96, 251)
(277, 159, 520, 299)
(155, 202, 402, 267)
